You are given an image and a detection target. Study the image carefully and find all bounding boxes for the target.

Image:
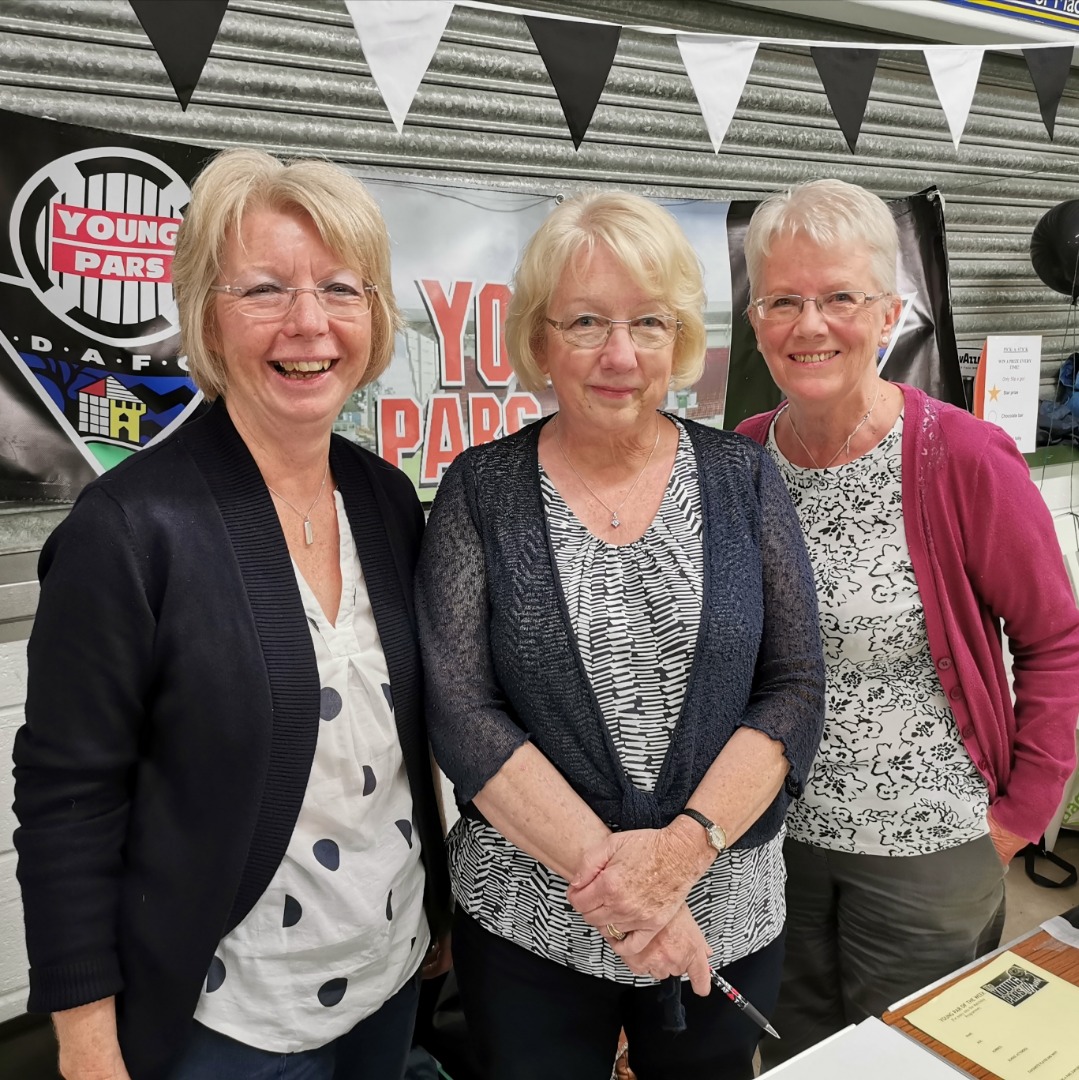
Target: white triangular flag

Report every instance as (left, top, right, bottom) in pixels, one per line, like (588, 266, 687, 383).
(924, 46, 985, 150)
(345, 0, 454, 133)
(677, 36, 758, 153)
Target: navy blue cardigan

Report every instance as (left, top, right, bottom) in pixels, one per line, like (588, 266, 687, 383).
(416, 414, 825, 844)
(13, 401, 451, 1080)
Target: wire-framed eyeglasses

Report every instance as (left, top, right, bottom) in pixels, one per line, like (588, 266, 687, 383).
(210, 281, 378, 320)
(545, 313, 681, 349)
(750, 291, 890, 323)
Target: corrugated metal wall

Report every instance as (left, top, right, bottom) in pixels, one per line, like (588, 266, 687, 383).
(1, 0, 1078, 383)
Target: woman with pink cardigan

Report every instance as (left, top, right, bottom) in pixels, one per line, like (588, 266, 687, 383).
(735, 177, 1079, 1066)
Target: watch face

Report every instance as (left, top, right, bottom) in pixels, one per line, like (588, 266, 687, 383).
(707, 826, 724, 851)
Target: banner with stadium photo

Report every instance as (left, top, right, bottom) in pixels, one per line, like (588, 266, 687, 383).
(0, 107, 958, 503)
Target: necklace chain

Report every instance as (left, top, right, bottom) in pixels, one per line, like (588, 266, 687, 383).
(554, 417, 662, 529)
(266, 462, 330, 546)
(785, 384, 881, 470)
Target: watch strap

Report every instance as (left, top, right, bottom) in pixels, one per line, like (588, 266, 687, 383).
(678, 808, 727, 852)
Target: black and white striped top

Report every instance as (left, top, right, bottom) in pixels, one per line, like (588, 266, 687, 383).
(446, 420, 784, 983)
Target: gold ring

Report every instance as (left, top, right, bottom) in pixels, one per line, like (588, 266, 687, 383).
(606, 923, 627, 941)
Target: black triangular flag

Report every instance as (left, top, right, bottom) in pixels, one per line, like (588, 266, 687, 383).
(1025, 46, 1072, 140)
(130, 0, 228, 110)
(525, 16, 621, 150)
(810, 47, 880, 153)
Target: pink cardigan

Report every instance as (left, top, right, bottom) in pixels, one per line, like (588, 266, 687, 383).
(737, 383, 1079, 843)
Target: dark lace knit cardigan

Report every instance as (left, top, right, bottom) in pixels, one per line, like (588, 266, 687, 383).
(416, 414, 825, 844)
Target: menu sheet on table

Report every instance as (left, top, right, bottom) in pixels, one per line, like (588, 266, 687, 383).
(907, 950, 1079, 1080)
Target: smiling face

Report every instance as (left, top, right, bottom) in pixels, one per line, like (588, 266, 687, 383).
(749, 232, 901, 409)
(540, 243, 674, 439)
(212, 206, 372, 443)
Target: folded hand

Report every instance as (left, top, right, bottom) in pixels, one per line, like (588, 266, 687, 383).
(607, 904, 712, 997)
(568, 826, 705, 946)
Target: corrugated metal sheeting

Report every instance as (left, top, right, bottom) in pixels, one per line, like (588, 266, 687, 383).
(1, 0, 1078, 382)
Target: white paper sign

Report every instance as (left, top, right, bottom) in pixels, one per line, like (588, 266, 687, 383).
(981, 335, 1041, 453)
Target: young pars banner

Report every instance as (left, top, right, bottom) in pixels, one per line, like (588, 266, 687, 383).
(0, 108, 958, 503)
(0, 108, 208, 501)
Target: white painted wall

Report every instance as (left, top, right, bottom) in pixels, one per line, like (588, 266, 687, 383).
(1031, 460, 1079, 534)
(0, 639, 29, 1023)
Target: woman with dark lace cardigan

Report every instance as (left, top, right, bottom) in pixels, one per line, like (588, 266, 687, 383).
(415, 191, 825, 1080)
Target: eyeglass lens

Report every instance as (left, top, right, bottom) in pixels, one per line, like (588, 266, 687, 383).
(756, 291, 873, 321)
(223, 282, 372, 319)
(559, 315, 676, 348)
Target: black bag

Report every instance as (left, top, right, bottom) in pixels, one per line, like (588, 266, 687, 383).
(1022, 835, 1079, 889)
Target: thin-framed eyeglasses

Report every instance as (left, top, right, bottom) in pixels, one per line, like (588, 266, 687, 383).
(545, 313, 681, 349)
(210, 281, 378, 320)
(749, 291, 890, 323)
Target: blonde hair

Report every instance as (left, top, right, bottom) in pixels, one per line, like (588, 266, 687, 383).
(172, 148, 401, 400)
(743, 178, 899, 298)
(505, 191, 707, 393)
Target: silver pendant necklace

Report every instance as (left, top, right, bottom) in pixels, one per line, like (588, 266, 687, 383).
(785, 384, 881, 470)
(265, 461, 330, 546)
(554, 417, 662, 529)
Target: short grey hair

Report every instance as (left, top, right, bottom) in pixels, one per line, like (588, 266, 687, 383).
(743, 178, 899, 298)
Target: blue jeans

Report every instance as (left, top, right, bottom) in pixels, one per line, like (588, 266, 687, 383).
(168, 971, 421, 1080)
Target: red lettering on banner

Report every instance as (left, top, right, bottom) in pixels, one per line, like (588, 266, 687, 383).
(50, 203, 180, 283)
(474, 282, 513, 387)
(504, 392, 543, 434)
(421, 394, 466, 485)
(416, 279, 474, 386)
(468, 393, 502, 445)
(376, 397, 422, 467)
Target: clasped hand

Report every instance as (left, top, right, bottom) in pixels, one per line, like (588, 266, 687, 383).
(567, 826, 713, 994)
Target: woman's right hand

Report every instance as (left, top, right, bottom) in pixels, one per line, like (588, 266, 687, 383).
(568, 825, 707, 945)
(609, 904, 713, 997)
(53, 998, 132, 1080)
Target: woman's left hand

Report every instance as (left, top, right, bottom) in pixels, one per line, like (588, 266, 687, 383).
(567, 825, 709, 944)
(607, 904, 713, 997)
(987, 809, 1029, 865)
(422, 932, 452, 979)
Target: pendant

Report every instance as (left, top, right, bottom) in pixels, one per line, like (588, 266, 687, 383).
(303, 518, 314, 545)
(611, 513, 621, 528)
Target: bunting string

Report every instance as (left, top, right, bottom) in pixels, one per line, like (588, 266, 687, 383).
(129, 0, 1075, 153)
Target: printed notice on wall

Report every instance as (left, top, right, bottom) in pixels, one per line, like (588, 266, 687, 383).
(906, 950, 1079, 1080)
(980, 335, 1042, 453)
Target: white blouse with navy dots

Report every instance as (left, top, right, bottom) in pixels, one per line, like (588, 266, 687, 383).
(193, 489, 429, 1052)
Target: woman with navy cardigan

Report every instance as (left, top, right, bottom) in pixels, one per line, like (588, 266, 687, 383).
(416, 191, 825, 1079)
(13, 149, 450, 1080)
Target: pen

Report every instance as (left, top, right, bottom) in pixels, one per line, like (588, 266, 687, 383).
(710, 969, 781, 1039)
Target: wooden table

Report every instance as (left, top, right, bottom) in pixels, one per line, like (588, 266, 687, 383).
(882, 925, 1079, 1079)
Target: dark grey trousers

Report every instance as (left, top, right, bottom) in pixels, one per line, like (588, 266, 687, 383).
(760, 834, 1006, 1069)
